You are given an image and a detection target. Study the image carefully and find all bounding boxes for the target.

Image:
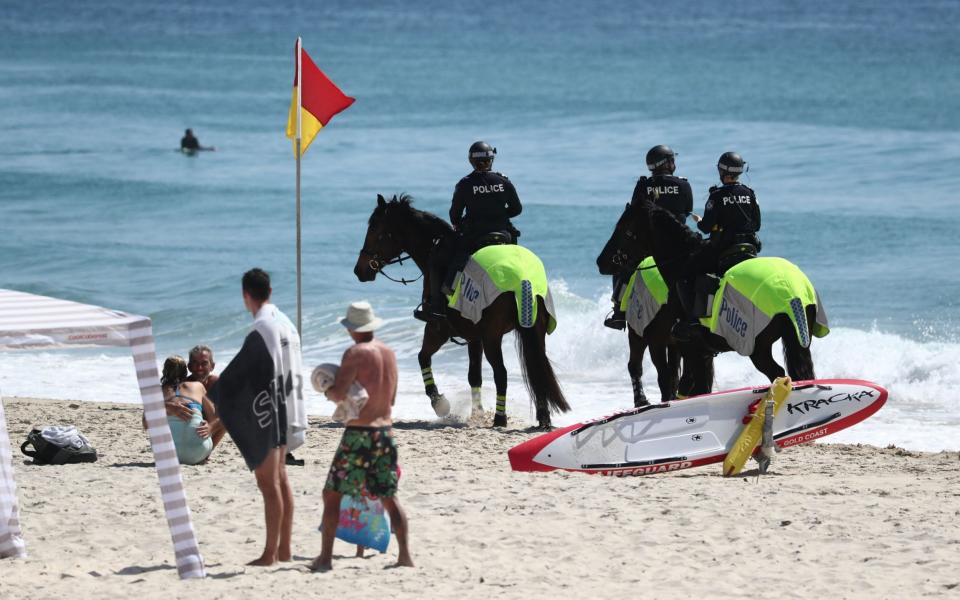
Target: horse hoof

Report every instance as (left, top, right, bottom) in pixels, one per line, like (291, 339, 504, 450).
(430, 394, 450, 417)
(492, 414, 507, 428)
(537, 422, 554, 432)
(634, 399, 650, 408)
(471, 389, 483, 414)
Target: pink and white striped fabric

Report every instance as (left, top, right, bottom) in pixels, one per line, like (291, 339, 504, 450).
(0, 395, 25, 558)
(0, 289, 205, 578)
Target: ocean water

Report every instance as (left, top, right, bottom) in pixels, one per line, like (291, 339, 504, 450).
(1, 0, 958, 451)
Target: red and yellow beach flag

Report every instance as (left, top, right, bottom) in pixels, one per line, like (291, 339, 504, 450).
(285, 39, 354, 157)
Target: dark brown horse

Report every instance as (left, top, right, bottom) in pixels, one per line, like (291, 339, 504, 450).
(611, 200, 822, 395)
(353, 194, 569, 429)
(596, 203, 690, 405)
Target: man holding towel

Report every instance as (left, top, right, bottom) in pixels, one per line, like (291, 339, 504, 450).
(208, 268, 307, 566)
(312, 301, 413, 571)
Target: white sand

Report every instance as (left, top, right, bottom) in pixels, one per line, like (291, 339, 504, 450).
(1, 396, 958, 599)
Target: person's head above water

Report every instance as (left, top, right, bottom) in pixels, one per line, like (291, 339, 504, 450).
(242, 267, 272, 315)
(184, 128, 194, 137)
(161, 355, 188, 387)
(468, 141, 496, 173)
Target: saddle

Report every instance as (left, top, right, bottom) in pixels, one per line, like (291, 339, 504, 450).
(717, 242, 758, 276)
(687, 241, 757, 318)
(469, 230, 516, 253)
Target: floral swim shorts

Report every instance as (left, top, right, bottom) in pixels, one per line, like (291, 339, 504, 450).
(325, 426, 399, 498)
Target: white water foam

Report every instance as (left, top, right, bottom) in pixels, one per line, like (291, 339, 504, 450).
(2, 283, 957, 451)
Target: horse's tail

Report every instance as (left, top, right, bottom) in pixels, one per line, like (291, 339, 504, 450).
(515, 296, 570, 416)
(782, 301, 816, 381)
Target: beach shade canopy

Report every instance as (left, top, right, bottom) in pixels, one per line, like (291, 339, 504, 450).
(0, 288, 205, 578)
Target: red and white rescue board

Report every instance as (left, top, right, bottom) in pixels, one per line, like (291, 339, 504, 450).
(508, 379, 886, 476)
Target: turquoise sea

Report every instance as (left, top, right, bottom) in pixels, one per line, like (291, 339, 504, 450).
(1, 0, 958, 450)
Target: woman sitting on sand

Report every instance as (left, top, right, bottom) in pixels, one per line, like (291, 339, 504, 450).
(155, 355, 221, 465)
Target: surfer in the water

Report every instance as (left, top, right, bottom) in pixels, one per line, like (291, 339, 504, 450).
(605, 144, 694, 330)
(414, 140, 522, 322)
(180, 128, 214, 152)
(313, 301, 413, 571)
(673, 151, 762, 341)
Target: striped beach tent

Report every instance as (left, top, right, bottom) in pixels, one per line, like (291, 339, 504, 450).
(0, 288, 204, 579)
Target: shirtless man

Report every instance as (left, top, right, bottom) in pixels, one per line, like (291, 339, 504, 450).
(185, 345, 226, 447)
(312, 301, 413, 571)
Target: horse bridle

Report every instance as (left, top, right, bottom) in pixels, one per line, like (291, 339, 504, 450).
(359, 232, 422, 285)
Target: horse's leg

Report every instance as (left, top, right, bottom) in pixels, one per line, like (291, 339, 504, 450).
(627, 329, 649, 407)
(749, 322, 786, 382)
(782, 306, 817, 381)
(664, 344, 681, 400)
(681, 340, 715, 396)
(417, 323, 451, 416)
(649, 342, 677, 404)
(467, 339, 484, 413)
(481, 332, 509, 427)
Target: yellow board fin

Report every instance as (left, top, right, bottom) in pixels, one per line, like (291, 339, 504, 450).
(722, 377, 792, 477)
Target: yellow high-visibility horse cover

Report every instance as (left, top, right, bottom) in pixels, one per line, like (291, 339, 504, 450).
(618, 257, 668, 336)
(448, 245, 557, 333)
(701, 257, 829, 356)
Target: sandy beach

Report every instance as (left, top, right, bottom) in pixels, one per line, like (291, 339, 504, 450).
(1, 396, 958, 599)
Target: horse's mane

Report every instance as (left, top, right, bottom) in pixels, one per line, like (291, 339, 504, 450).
(373, 193, 453, 239)
(641, 200, 706, 254)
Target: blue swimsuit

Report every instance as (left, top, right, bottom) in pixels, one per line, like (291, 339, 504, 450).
(167, 386, 213, 465)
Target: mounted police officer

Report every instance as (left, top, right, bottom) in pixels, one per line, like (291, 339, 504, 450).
(414, 141, 523, 322)
(605, 145, 694, 330)
(672, 151, 762, 340)
(696, 151, 761, 256)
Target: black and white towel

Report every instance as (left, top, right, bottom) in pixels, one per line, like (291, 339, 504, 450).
(209, 304, 306, 470)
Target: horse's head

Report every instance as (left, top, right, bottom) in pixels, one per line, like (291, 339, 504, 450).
(355, 194, 407, 282)
(596, 202, 655, 275)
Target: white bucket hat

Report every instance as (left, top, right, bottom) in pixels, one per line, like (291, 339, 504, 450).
(340, 301, 384, 332)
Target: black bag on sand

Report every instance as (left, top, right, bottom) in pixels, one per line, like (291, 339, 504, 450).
(20, 429, 98, 465)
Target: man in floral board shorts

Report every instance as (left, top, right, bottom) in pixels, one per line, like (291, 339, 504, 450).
(312, 301, 413, 571)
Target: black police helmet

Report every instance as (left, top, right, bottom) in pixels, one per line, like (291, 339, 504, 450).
(718, 151, 747, 175)
(468, 141, 497, 161)
(646, 145, 676, 171)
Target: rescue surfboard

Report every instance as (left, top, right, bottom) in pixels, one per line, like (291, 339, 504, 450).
(507, 379, 886, 476)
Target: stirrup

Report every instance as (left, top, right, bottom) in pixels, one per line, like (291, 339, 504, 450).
(414, 303, 446, 323)
(671, 319, 703, 342)
(603, 310, 626, 331)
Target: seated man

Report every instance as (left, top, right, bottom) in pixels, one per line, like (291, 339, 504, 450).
(415, 141, 522, 322)
(187, 344, 219, 390)
(185, 344, 226, 447)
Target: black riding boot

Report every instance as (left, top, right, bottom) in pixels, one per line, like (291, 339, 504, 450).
(604, 274, 627, 330)
(413, 261, 448, 323)
(670, 279, 703, 342)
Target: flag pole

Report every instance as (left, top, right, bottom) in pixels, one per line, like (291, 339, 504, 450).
(295, 36, 303, 335)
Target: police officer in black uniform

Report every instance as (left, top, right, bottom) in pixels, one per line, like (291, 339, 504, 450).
(414, 141, 522, 322)
(672, 151, 762, 340)
(696, 151, 761, 256)
(604, 145, 694, 330)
